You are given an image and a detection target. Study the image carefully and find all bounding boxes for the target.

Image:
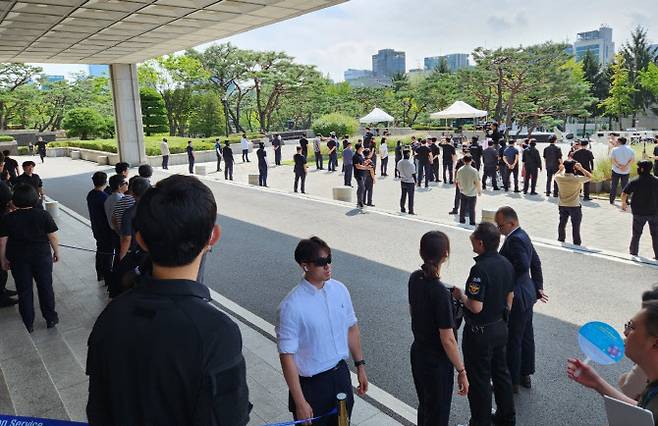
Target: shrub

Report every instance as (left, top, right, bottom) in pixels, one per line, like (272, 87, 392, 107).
(311, 113, 359, 138)
(63, 108, 110, 140)
(17, 146, 29, 155)
(0, 135, 14, 142)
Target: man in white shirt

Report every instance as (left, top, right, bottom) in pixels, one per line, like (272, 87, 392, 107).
(379, 138, 389, 176)
(160, 138, 170, 170)
(609, 136, 635, 205)
(240, 133, 250, 163)
(277, 237, 368, 425)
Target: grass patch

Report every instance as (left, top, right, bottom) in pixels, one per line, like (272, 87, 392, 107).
(591, 144, 645, 182)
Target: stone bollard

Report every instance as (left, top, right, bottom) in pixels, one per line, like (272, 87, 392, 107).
(332, 186, 353, 202)
(97, 155, 108, 165)
(45, 200, 59, 221)
(481, 209, 496, 224)
(195, 164, 207, 176)
(248, 174, 259, 185)
(70, 150, 81, 160)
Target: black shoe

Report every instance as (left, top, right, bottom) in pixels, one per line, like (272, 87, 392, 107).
(409, 211, 416, 215)
(3, 289, 17, 297)
(294, 190, 298, 193)
(546, 192, 551, 196)
(583, 197, 592, 201)
(448, 210, 458, 215)
(513, 189, 521, 193)
(523, 191, 527, 194)
(521, 375, 531, 389)
(366, 203, 375, 207)
(0, 297, 18, 308)
(459, 220, 466, 224)
(47, 318, 59, 329)
(530, 192, 539, 195)
(493, 187, 500, 191)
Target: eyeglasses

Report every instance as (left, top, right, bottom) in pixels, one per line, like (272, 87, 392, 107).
(312, 255, 332, 267)
(624, 320, 636, 332)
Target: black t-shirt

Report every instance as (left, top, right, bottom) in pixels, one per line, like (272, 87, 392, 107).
(327, 140, 337, 153)
(186, 145, 194, 158)
(87, 189, 112, 241)
(257, 148, 267, 165)
(272, 138, 281, 148)
(222, 146, 234, 162)
(464, 252, 515, 325)
(543, 144, 562, 169)
(36, 141, 47, 153)
(300, 138, 308, 150)
(623, 175, 658, 216)
(13, 173, 42, 190)
(0, 208, 58, 262)
(440, 144, 456, 164)
(353, 153, 365, 178)
(416, 145, 431, 164)
(572, 149, 594, 172)
(4, 158, 18, 179)
(408, 270, 455, 357)
(293, 153, 306, 174)
(653, 145, 658, 167)
(395, 145, 403, 159)
(469, 143, 482, 160)
(430, 144, 441, 163)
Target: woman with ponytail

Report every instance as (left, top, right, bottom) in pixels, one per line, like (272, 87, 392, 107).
(408, 231, 468, 426)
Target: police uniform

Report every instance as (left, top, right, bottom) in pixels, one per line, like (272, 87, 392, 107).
(462, 251, 516, 426)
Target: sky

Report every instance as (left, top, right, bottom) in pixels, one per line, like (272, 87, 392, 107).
(34, 0, 658, 82)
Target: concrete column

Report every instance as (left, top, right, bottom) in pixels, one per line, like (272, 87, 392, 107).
(109, 64, 146, 166)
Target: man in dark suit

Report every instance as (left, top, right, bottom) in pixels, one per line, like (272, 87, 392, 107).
(495, 206, 548, 393)
(522, 139, 542, 195)
(572, 140, 595, 201)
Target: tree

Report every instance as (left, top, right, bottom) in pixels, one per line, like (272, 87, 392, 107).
(640, 62, 658, 96)
(581, 49, 601, 134)
(62, 107, 106, 140)
(600, 55, 637, 130)
(0, 63, 42, 129)
(189, 91, 225, 137)
(140, 88, 168, 136)
(622, 26, 655, 126)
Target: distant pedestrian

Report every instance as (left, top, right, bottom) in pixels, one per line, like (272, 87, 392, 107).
(293, 146, 307, 194)
(300, 135, 309, 159)
(449, 146, 468, 215)
(469, 136, 482, 170)
(257, 142, 267, 187)
(543, 135, 562, 197)
(481, 140, 499, 190)
(394, 141, 403, 178)
(572, 140, 595, 200)
(502, 140, 520, 192)
(441, 138, 456, 184)
(313, 135, 323, 170)
(214, 138, 222, 172)
(430, 138, 441, 181)
(186, 140, 194, 174)
(160, 137, 170, 169)
(240, 133, 250, 162)
(35, 136, 47, 163)
(397, 149, 416, 215)
(273, 134, 282, 166)
(0, 184, 59, 332)
(222, 140, 234, 181)
(379, 138, 389, 176)
(327, 135, 337, 172)
(621, 160, 658, 259)
(86, 172, 113, 283)
(363, 149, 375, 206)
(353, 143, 369, 209)
(609, 136, 635, 205)
(343, 142, 354, 186)
(522, 139, 542, 195)
(554, 160, 592, 245)
(416, 139, 433, 188)
(456, 154, 481, 225)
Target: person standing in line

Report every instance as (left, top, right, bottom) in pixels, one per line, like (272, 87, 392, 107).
(379, 138, 389, 176)
(186, 140, 195, 174)
(452, 222, 516, 426)
(223, 140, 234, 181)
(326, 136, 337, 172)
(293, 147, 307, 194)
(394, 140, 403, 178)
(572, 140, 595, 201)
(495, 206, 547, 394)
(554, 160, 592, 246)
(277, 237, 368, 426)
(138, 164, 153, 185)
(240, 133, 250, 163)
(653, 135, 658, 176)
(3, 150, 19, 182)
(273, 134, 283, 166)
(160, 137, 170, 170)
(342, 142, 354, 187)
(0, 184, 59, 332)
(14, 161, 44, 207)
(0, 158, 16, 308)
(502, 139, 520, 192)
(441, 137, 456, 184)
(299, 135, 309, 159)
(481, 140, 500, 191)
(621, 160, 658, 259)
(397, 149, 416, 215)
(469, 136, 482, 170)
(86, 172, 114, 283)
(449, 146, 468, 215)
(214, 138, 222, 172)
(35, 136, 47, 163)
(455, 154, 481, 225)
(543, 135, 562, 197)
(117, 177, 150, 261)
(257, 142, 268, 187)
(352, 143, 370, 209)
(408, 231, 468, 426)
(313, 135, 323, 170)
(522, 139, 542, 195)
(363, 149, 375, 207)
(430, 138, 441, 182)
(609, 136, 635, 205)
(416, 139, 433, 188)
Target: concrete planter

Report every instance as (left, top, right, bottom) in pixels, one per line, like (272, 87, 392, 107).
(590, 181, 604, 193)
(0, 141, 18, 156)
(46, 147, 68, 157)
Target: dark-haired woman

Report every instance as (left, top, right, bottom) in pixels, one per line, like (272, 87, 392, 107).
(408, 231, 468, 426)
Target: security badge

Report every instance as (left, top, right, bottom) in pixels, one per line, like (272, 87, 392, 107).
(468, 277, 482, 295)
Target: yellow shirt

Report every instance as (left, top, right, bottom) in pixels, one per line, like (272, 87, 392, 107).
(555, 173, 590, 207)
(456, 164, 480, 197)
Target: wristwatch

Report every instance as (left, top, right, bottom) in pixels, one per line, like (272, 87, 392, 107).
(354, 360, 366, 368)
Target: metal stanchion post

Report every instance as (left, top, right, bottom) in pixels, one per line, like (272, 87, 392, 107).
(336, 392, 348, 426)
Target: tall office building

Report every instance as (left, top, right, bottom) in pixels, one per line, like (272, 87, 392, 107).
(344, 68, 372, 81)
(88, 64, 109, 77)
(424, 53, 469, 72)
(650, 43, 658, 57)
(573, 25, 615, 65)
(372, 49, 405, 78)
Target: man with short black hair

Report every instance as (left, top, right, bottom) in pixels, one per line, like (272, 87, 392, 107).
(160, 138, 170, 169)
(610, 136, 635, 204)
(13, 161, 44, 208)
(572, 140, 595, 200)
(543, 135, 562, 197)
(86, 172, 113, 282)
(502, 140, 520, 192)
(3, 150, 19, 181)
(186, 140, 195, 174)
(353, 144, 370, 209)
(343, 142, 354, 187)
(137, 164, 152, 183)
(223, 140, 234, 181)
(397, 149, 416, 214)
(87, 175, 251, 425)
(622, 160, 658, 259)
(456, 154, 481, 225)
(214, 138, 222, 172)
(115, 162, 129, 178)
(554, 160, 592, 245)
(441, 138, 456, 184)
(118, 177, 150, 260)
(522, 140, 542, 195)
(482, 140, 499, 190)
(415, 139, 433, 188)
(257, 142, 268, 187)
(277, 236, 368, 426)
(293, 146, 307, 194)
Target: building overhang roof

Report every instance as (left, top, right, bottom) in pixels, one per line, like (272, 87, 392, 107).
(0, 0, 345, 64)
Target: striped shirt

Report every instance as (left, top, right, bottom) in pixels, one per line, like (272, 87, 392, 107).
(112, 195, 135, 233)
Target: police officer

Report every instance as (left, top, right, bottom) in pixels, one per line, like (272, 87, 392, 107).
(257, 142, 268, 187)
(469, 136, 483, 170)
(452, 222, 516, 426)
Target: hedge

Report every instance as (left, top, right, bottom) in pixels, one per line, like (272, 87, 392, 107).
(0, 135, 14, 142)
(50, 141, 118, 153)
(312, 113, 359, 138)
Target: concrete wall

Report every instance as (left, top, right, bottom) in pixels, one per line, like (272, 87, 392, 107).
(110, 64, 146, 166)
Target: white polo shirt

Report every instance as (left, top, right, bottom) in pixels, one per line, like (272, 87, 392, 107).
(276, 278, 358, 377)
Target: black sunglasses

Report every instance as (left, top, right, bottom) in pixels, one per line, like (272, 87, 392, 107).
(312, 255, 332, 267)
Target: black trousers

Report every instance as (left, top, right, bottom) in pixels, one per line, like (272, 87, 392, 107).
(289, 361, 354, 426)
(302, 147, 308, 159)
(630, 215, 658, 257)
(432, 161, 441, 182)
(11, 256, 57, 329)
(216, 155, 222, 171)
(328, 152, 337, 171)
(355, 176, 366, 207)
(558, 206, 582, 245)
(417, 163, 432, 187)
(94, 235, 114, 282)
(162, 155, 169, 169)
(0, 269, 8, 296)
(364, 175, 374, 205)
(546, 167, 559, 196)
(523, 167, 538, 193)
(275, 149, 282, 165)
(507, 304, 535, 386)
(464, 321, 516, 426)
(400, 182, 415, 213)
(395, 156, 402, 177)
(453, 186, 460, 212)
(315, 152, 323, 169)
(380, 156, 388, 175)
(443, 162, 454, 183)
(610, 171, 630, 203)
(459, 194, 477, 225)
(582, 181, 591, 199)
(294, 172, 306, 193)
(482, 165, 498, 189)
(258, 164, 267, 186)
(224, 162, 234, 180)
(188, 158, 195, 174)
(344, 165, 353, 186)
(502, 166, 518, 191)
(242, 149, 249, 162)
(411, 343, 454, 426)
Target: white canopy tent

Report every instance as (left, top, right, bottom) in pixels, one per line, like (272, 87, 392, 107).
(429, 101, 488, 120)
(359, 107, 395, 124)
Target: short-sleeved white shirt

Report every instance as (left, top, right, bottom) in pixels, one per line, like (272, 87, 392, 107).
(240, 137, 249, 150)
(276, 278, 357, 377)
(610, 145, 635, 175)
